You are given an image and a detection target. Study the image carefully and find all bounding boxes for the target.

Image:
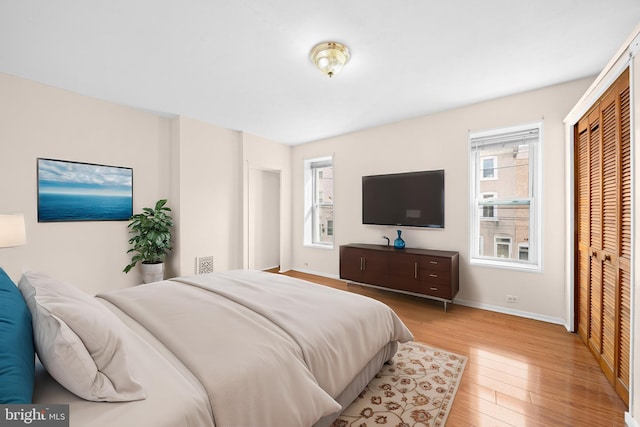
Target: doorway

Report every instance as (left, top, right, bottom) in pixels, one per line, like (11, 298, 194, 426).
(248, 168, 281, 270)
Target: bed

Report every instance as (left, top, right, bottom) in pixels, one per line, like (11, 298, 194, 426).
(1, 268, 413, 427)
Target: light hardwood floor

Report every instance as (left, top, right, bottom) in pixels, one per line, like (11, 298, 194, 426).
(278, 270, 628, 427)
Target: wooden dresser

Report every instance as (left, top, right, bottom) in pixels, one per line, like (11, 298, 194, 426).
(339, 244, 459, 311)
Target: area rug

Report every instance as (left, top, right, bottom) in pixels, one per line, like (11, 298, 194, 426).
(331, 342, 467, 427)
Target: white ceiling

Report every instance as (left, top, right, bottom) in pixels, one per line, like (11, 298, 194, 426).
(1, 1, 640, 145)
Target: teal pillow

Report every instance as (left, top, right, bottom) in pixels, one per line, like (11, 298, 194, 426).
(0, 268, 35, 403)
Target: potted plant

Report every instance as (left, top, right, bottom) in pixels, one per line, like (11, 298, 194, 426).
(123, 199, 174, 283)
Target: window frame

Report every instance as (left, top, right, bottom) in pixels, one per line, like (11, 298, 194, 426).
(469, 121, 543, 271)
(303, 156, 334, 249)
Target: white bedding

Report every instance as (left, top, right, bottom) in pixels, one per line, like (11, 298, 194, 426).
(32, 298, 214, 427)
(33, 270, 413, 427)
(174, 270, 414, 397)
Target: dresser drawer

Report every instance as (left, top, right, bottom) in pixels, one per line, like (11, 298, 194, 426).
(420, 283, 452, 299)
(420, 256, 451, 272)
(419, 269, 451, 285)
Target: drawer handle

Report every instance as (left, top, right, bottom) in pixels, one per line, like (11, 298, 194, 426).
(430, 261, 438, 265)
(430, 287, 438, 291)
(429, 274, 438, 278)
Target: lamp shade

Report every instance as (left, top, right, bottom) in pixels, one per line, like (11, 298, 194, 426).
(0, 214, 27, 248)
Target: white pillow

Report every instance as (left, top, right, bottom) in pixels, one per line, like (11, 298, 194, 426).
(18, 270, 145, 402)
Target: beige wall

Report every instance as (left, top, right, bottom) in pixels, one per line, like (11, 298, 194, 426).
(0, 73, 172, 294)
(169, 116, 244, 277)
(292, 77, 594, 324)
(0, 73, 250, 294)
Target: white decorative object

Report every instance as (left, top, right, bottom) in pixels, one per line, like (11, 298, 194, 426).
(196, 256, 214, 274)
(0, 213, 27, 248)
(141, 263, 164, 284)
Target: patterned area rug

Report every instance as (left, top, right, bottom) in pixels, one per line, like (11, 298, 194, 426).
(331, 342, 467, 427)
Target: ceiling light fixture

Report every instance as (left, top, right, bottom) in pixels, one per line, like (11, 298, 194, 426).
(310, 41, 350, 78)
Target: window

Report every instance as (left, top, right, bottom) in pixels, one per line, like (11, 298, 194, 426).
(480, 192, 497, 219)
(494, 236, 512, 258)
(481, 156, 497, 180)
(304, 156, 334, 247)
(326, 219, 334, 236)
(469, 122, 542, 270)
(518, 243, 529, 261)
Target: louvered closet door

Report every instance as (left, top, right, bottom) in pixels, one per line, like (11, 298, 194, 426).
(574, 68, 629, 405)
(588, 107, 604, 359)
(600, 88, 618, 382)
(576, 119, 590, 344)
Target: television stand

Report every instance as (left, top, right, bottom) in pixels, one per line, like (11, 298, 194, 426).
(339, 244, 459, 311)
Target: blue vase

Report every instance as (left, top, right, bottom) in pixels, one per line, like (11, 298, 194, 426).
(394, 230, 405, 249)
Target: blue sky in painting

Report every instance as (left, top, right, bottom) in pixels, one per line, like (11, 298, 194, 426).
(38, 159, 132, 197)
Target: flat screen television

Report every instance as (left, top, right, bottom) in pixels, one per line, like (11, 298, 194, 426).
(362, 169, 444, 228)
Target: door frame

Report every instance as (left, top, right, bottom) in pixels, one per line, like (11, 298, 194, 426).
(244, 161, 284, 271)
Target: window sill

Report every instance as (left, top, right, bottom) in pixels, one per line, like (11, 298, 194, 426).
(471, 257, 541, 272)
(304, 243, 334, 250)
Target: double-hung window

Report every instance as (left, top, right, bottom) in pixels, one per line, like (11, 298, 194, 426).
(469, 122, 542, 270)
(304, 156, 334, 247)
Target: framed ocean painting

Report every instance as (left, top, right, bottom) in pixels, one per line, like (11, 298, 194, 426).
(37, 158, 133, 222)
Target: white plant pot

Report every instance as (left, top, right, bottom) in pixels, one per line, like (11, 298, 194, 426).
(141, 262, 164, 284)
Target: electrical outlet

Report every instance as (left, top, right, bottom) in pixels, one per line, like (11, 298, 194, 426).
(506, 295, 519, 303)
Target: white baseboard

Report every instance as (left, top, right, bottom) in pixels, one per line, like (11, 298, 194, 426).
(626, 412, 639, 427)
(453, 298, 566, 326)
